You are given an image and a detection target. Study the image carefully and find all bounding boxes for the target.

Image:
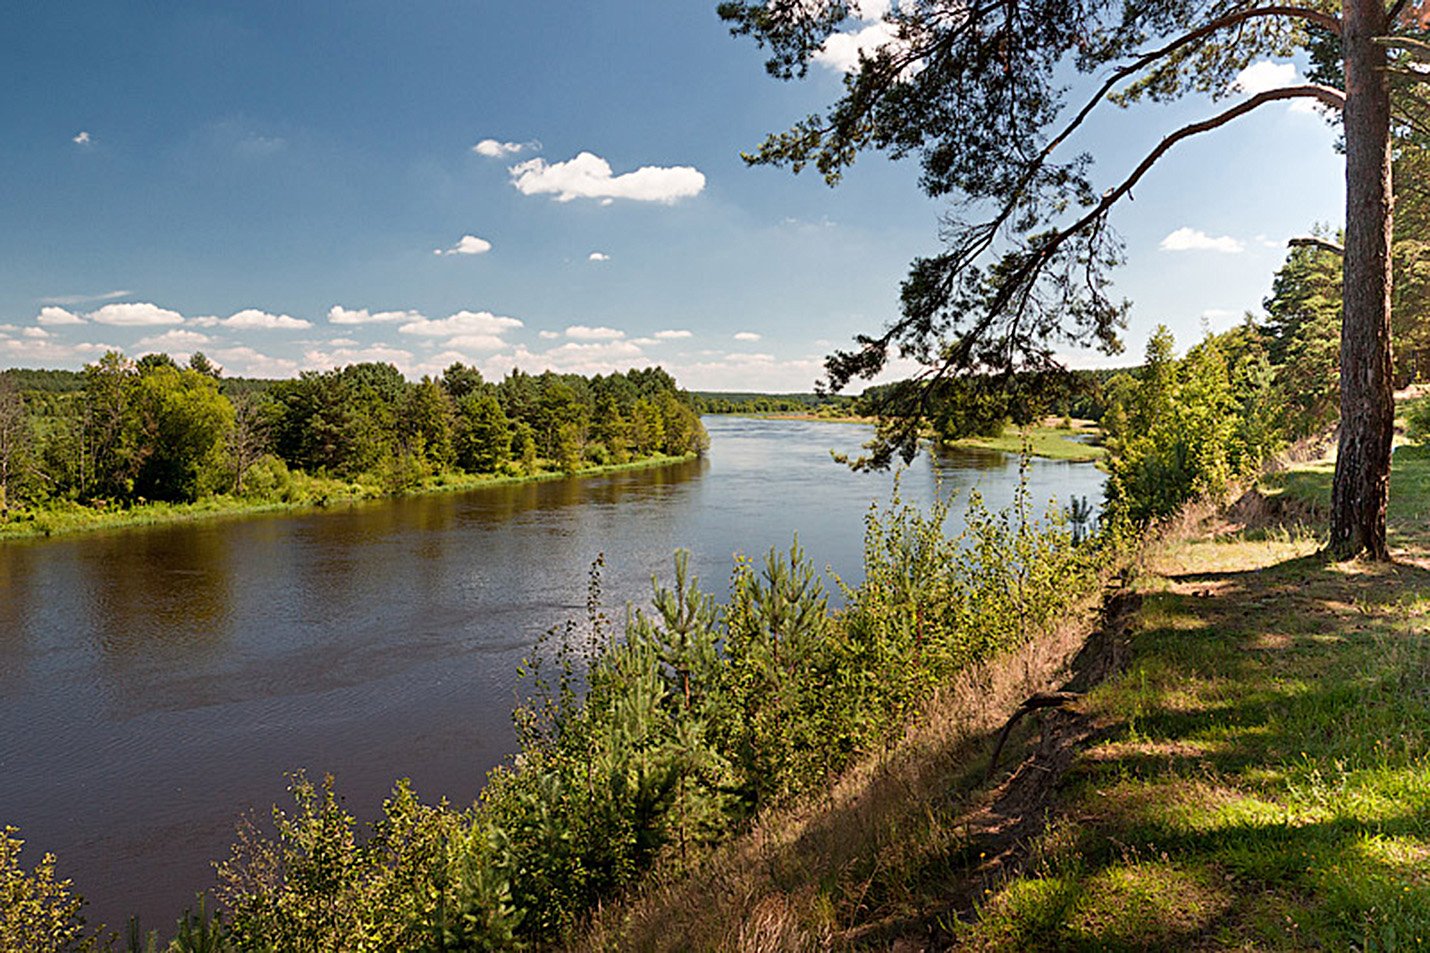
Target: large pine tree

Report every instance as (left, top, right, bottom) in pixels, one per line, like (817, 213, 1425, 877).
(722, 0, 1430, 558)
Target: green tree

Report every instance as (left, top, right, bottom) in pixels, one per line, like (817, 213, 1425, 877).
(554, 421, 584, 474)
(0, 377, 35, 517)
(723, 0, 1430, 557)
(1264, 239, 1345, 433)
(591, 393, 632, 465)
(401, 377, 455, 471)
(439, 361, 486, 401)
(630, 398, 664, 457)
(514, 421, 539, 475)
(455, 392, 513, 473)
(131, 363, 236, 502)
(80, 351, 142, 500)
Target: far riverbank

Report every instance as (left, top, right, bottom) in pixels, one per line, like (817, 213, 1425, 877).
(0, 452, 699, 543)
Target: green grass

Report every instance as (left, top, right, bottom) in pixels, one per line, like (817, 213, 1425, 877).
(944, 423, 1107, 462)
(0, 452, 698, 542)
(956, 454, 1430, 949)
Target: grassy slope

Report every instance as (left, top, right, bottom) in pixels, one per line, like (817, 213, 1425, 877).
(943, 423, 1106, 463)
(0, 453, 697, 542)
(578, 454, 1429, 950)
(956, 456, 1430, 949)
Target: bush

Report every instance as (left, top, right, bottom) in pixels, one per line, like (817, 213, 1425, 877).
(0, 826, 102, 953)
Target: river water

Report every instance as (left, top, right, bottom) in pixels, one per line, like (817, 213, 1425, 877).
(0, 417, 1104, 932)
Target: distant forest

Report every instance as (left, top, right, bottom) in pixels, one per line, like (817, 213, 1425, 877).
(0, 355, 708, 516)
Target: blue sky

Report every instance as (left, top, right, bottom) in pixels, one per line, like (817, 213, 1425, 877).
(0, 2, 1345, 390)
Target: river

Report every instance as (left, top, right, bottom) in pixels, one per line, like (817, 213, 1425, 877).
(0, 417, 1104, 932)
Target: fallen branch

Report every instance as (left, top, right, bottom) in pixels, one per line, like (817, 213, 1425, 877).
(986, 691, 1083, 780)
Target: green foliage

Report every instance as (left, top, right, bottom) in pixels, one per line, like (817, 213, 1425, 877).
(1104, 325, 1280, 526)
(0, 358, 706, 527)
(130, 365, 235, 502)
(0, 826, 101, 953)
(454, 394, 511, 473)
(216, 773, 519, 951)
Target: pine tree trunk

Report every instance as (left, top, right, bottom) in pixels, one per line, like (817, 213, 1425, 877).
(1331, 0, 1395, 560)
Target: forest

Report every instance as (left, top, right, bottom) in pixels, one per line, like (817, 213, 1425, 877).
(0, 358, 708, 530)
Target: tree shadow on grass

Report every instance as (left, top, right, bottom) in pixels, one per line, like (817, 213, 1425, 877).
(855, 548, 1430, 950)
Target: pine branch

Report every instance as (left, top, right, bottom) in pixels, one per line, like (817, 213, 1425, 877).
(1290, 235, 1347, 254)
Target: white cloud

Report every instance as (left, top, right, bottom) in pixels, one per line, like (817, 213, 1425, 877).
(1232, 60, 1319, 114)
(223, 308, 312, 330)
(135, 328, 213, 350)
(509, 152, 705, 204)
(327, 337, 359, 347)
(1233, 60, 1299, 96)
(89, 302, 185, 326)
(435, 234, 493, 256)
(37, 306, 85, 326)
(630, 337, 658, 346)
(398, 310, 523, 338)
(565, 325, 624, 341)
(444, 334, 511, 352)
(209, 346, 299, 378)
(538, 330, 561, 340)
(302, 344, 416, 372)
(473, 138, 526, 158)
(328, 305, 424, 325)
(22, 327, 50, 339)
(1159, 227, 1245, 254)
(654, 329, 692, 340)
(588, 251, 611, 262)
(815, 19, 902, 73)
(473, 340, 650, 379)
(733, 331, 763, 342)
(73, 131, 91, 146)
(0, 338, 114, 363)
(660, 352, 826, 392)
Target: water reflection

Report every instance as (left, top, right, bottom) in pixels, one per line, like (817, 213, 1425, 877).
(0, 419, 1101, 931)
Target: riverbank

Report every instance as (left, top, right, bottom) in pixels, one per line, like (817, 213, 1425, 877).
(0, 452, 699, 542)
(738, 413, 1107, 462)
(941, 420, 1106, 462)
(576, 451, 1430, 948)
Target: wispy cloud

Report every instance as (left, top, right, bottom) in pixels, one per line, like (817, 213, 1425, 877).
(40, 290, 131, 306)
(1160, 227, 1245, 254)
(72, 131, 92, 146)
(509, 152, 705, 204)
(733, 331, 762, 342)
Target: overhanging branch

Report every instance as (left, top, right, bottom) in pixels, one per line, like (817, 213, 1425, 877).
(1290, 235, 1346, 254)
(926, 84, 1346, 378)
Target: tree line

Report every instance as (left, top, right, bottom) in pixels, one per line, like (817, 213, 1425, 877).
(0, 354, 708, 518)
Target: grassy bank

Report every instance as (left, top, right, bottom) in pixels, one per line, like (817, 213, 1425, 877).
(942, 421, 1106, 462)
(747, 414, 1107, 461)
(0, 452, 698, 542)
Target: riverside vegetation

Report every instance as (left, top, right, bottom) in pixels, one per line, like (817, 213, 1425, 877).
(0, 358, 708, 540)
(2, 235, 1412, 948)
